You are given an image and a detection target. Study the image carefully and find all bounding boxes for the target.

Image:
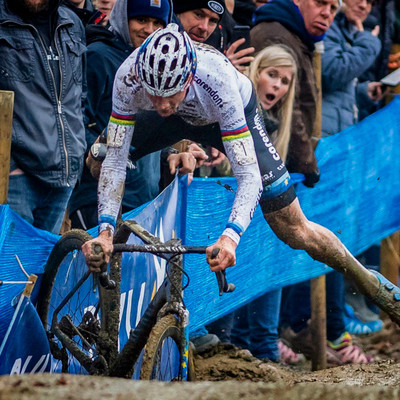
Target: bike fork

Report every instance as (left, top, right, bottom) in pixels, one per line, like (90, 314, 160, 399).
(181, 308, 190, 381)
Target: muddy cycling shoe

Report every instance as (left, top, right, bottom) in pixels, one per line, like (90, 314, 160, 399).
(368, 270, 400, 326)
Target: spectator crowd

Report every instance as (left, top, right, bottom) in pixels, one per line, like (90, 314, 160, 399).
(3, 0, 400, 368)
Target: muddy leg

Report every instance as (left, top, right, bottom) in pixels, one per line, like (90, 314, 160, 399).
(264, 198, 400, 325)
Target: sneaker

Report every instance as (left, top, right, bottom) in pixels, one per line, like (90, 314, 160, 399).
(278, 340, 306, 365)
(190, 333, 220, 354)
(327, 332, 374, 365)
(344, 304, 383, 335)
(345, 286, 381, 322)
(280, 325, 314, 359)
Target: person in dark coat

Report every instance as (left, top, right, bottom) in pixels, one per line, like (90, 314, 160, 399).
(62, 0, 106, 25)
(321, 0, 382, 135)
(251, 0, 340, 186)
(2, 0, 86, 234)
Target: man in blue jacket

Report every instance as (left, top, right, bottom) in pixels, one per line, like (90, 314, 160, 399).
(2, 0, 86, 234)
(321, 0, 384, 135)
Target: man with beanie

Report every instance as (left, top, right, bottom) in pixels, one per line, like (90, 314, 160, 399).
(173, 0, 225, 43)
(1, 0, 86, 234)
(173, 0, 254, 71)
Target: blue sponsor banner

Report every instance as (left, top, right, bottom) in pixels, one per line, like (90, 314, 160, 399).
(0, 96, 400, 374)
(184, 96, 400, 331)
(0, 294, 51, 374)
(0, 206, 58, 341)
(43, 178, 182, 375)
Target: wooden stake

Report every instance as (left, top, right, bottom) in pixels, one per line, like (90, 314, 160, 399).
(0, 90, 14, 204)
(310, 41, 327, 371)
(310, 275, 327, 370)
(380, 232, 400, 289)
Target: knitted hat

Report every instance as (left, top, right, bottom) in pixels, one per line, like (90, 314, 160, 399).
(173, 0, 225, 16)
(127, 0, 171, 26)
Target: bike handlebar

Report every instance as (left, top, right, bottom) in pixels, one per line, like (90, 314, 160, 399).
(113, 244, 208, 254)
(92, 243, 235, 296)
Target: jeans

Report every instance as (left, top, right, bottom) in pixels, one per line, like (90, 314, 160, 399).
(280, 271, 345, 342)
(206, 313, 234, 343)
(230, 289, 282, 362)
(189, 326, 209, 339)
(8, 174, 73, 234)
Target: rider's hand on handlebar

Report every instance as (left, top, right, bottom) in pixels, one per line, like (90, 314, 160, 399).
(82, 230, 114, 273)
(206, 235, 237, 272)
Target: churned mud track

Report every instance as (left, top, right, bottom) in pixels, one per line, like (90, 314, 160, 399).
(1, 365, 400, 400)
(2, 318, 400, 400)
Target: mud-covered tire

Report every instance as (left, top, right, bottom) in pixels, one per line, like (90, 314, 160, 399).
(36, 229, 93, 327)
(139, 314, 193, 381)
(188, 345, 196, 381)
(35, 230, 106, 374)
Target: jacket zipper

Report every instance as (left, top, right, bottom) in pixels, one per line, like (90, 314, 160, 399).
(52, 29, 70, 186)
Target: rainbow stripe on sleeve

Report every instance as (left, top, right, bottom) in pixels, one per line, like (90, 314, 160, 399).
(109, 111, 136, 126)
(221, 124, 251, 142)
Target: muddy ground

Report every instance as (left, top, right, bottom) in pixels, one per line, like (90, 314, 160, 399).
(2, 317, 400, 400)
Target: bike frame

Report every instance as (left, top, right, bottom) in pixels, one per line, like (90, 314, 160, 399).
(46, 219, 233, 378)
(48, 220, 195, 378)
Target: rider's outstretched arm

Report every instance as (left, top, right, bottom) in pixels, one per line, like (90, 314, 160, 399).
(97, 115, 135, 234)
(207, 127, 263, 272)
(81, 113, 135, 271)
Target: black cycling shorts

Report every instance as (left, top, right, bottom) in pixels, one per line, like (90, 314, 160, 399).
(243, 91, 296, 213)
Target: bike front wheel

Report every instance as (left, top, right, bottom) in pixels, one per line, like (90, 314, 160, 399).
(139, 314, 193, 381)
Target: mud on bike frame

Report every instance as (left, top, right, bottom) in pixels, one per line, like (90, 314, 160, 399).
(36, 220, 234, 380)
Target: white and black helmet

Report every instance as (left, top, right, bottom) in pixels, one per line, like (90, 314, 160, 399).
(135, 23, 197, 97)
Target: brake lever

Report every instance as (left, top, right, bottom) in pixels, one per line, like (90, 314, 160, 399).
(93, 244, 116, 290)
(211, 248, 236, 296)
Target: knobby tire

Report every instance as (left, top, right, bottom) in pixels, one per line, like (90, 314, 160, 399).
(36, 229, 111, 374)
(37, 229, 93, 326)
(139, 314, 192, 381)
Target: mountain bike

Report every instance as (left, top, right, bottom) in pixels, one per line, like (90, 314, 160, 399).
(36, 219, 234, 380)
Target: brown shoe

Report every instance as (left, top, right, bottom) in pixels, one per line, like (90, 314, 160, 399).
(280, 326, 314, 359)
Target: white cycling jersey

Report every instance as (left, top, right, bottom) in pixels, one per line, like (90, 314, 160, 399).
(98, 43, 263, 244)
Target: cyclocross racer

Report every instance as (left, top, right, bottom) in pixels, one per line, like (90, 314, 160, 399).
(83, 24, 400, 324)
(96, 23, 294, 254)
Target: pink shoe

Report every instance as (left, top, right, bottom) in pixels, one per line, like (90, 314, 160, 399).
(327, 332, 374, 365)
(278, 340, 305, 365)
